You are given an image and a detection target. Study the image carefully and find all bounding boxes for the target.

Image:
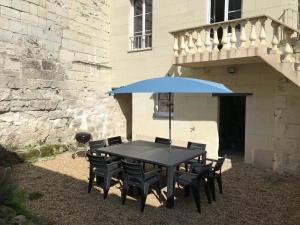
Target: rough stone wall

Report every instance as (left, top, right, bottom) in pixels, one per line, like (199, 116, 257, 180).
(273, 77, 300, 172)
(0, 0, 127, 148)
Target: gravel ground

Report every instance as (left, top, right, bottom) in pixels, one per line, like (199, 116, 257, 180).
(13, 153, 300, 225)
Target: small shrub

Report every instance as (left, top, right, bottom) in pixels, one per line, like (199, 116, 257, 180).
(0, 167, 27, 215)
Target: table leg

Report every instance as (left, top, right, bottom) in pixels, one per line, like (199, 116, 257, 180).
(166, 166, 175, 208)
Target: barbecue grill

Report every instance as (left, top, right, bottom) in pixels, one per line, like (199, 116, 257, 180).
(72, 132, 92, 159)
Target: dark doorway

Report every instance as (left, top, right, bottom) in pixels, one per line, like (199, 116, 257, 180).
(219, 96, 246, 156)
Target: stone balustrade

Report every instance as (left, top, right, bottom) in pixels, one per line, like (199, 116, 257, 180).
(170, 15, 300, 63)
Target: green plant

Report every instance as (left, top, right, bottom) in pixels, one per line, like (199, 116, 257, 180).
(0, 167, 53, 225)
(0, 167, 27, 215)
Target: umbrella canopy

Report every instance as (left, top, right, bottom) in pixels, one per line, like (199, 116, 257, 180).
(109, 76, 233, 150)
(109, 76, 232, 94)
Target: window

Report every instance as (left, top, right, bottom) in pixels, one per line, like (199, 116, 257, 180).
(210, 0, 242, 23)
(228, 0, 242, 20)
(130, 0, 152, 51)
(154, 93, 174, 117)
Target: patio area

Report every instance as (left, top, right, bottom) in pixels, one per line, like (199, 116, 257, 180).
(13, 152, 300, 225)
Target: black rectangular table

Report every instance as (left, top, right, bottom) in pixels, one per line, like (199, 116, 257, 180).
(95, 140, 206, 208)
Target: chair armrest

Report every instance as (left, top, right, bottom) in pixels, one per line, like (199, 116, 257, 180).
(107, 160, 121, 167)
(145, 168, 161, 176)
(206, 158, 218, 162)
(175, 170, 197, 177)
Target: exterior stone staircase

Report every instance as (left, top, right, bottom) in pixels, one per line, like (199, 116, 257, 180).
(170, 15, 300, 87)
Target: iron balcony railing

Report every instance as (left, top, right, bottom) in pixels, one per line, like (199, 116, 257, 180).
(129, 34, 152, 51)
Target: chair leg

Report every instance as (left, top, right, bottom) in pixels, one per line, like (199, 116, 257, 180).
(191, 186, 201, 214)
(140, 189, 147, 212)
(217, 174, 223, 194)
(103, 175, 112, 199)
(156, 180, 163, 203)
(122, 187, 127, 205)
(88, 169, 95, 193)
(209, 178, 216, 201)
(204, 182, 212, 204)
(103, 189, 109, 199)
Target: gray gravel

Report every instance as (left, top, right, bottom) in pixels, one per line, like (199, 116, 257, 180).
(13, 153, 300, 225)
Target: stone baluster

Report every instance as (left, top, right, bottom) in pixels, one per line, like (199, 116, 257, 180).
(221, 25, 228, 51)
(283, 28, 295, 62)
(173, 35, 179, 57)
(249, 19, 257, 47)
(213, 27, 219, 51)
(196, 30, 203, 53)
(239, 21, 247, 48)
(259, 17, 267, 45)
(204, 28, 211, 51)
(230, 23, 237, 50)
(271, 21, 280, 53)
(185, 33, 189, 54)
(188, 31, 195, 54)
(179, 34, 187, 56)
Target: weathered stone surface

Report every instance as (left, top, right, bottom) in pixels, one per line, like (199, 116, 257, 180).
(0, 0, 128, 150)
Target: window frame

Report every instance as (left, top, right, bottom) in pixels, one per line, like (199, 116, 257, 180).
(129, 0, 152, 51)
(153, 93, 174, 118)
(207, 0, 243, 24)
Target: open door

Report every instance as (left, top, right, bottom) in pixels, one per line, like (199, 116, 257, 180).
(219, 96, 246, 156)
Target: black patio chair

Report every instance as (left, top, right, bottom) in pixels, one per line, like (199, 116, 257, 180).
(155, 137, 171, 145)
(175, 164, 212, 213)
(107, 136, 122, 146)
(184, 142, 207, 171)
(206, 155, 226, 201)
(89, 139, 119, 161)
(121, 160, 162, 212)
(86, 151, 122, 199)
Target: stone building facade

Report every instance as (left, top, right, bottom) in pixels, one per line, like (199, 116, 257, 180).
(1, 0, 300, 173)
(0, 0, 127, 147)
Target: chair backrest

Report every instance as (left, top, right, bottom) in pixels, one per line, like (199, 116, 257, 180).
(155, 137, 171, 145)
(187, 142, 206, 151)
(89, 140, 106, 151)
(107, 136, 122, 146)
(191, 162, 212, 175)
(121, 160, 144, 185)
(214, 155, 226, 172)
(86, 151, 108, 172)
(187, 142, 207, 164)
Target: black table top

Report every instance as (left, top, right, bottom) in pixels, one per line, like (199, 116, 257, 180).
(95, 140, 206, 167)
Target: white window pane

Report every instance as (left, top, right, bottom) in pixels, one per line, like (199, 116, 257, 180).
(158, 93, 174, 113)
(145, 0, 152, 13)
(146, 13, 152, 32)
(134, 15, 143, 33)
(229, 0, 241, 11)
(134, 0, 143, 16)
(228, 10, 241, 20)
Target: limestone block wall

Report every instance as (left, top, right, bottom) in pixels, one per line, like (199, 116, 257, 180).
(0, 0, 127, 148)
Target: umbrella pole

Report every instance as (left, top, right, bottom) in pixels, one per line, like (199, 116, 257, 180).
(169, 92, 172, 151)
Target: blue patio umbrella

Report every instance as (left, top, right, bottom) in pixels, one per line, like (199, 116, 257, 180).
(109, 76, 232, 149)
